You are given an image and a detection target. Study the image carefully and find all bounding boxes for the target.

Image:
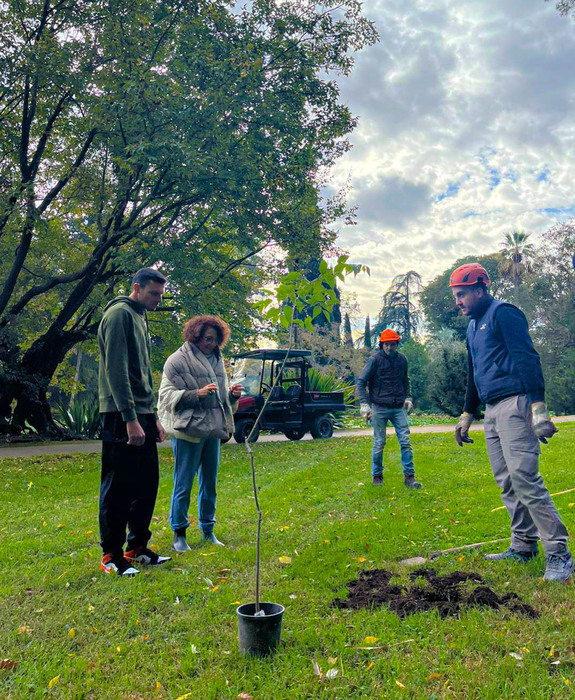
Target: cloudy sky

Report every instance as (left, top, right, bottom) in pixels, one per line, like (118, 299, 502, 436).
(331, 0, 575, 316)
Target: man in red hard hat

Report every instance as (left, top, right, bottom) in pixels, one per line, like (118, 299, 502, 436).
(356, 328, 421, 488)
(450, 262, 572, 581)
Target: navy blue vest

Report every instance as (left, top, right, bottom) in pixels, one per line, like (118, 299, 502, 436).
(467, 299, 526, 404)
(368, 351, 407, 407)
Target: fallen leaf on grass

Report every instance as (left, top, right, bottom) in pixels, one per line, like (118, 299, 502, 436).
(68, 629, 75, 639)
(230, 601, 242, 605)
(509, 652, 523, 661)
(365, 661, 374, 670)
(356, 557, 366, 563)
(278, 556, 292, 565)
(0, 659, 17, 670)
(312, 660, 322, 677)
(395, 680, 406, 689)
(328, 657, 338, 664)
(218, 568, 231, 574)
(426, 673, 444, 681)
(200, 552, 216, 557)
(326, 668, 339, 679)
(237, 693, 253, 699)
(364, 636, 379, 644)
(48, 675, 60, 688)
(17, 626, 32, 634)
(174, 693, 194, 700)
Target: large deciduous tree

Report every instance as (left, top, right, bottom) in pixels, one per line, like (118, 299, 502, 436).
(0, 0, 377, 436)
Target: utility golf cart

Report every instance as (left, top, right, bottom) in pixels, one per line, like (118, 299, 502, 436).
(229, 349, 348, 443)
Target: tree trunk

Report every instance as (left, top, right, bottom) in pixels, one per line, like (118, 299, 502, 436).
(1, 327, 91, 436)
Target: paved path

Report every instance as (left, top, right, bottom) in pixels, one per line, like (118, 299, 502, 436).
(1, 416, 573, 459)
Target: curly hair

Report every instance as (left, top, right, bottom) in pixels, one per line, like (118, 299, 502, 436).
(182, 315, 231, 349)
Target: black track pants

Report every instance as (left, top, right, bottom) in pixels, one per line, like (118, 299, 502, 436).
(99, 412, 159, 556)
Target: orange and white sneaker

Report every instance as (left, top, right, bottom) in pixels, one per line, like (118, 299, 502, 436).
(100, 553, 139, 577)
(125, 546, 171, 566)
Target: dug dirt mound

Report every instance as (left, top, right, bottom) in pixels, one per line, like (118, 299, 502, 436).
(332, 567, 539, 619)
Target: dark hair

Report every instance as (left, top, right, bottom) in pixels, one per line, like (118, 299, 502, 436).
(132, 267, 167, 288)
(379, 340, 399, 350)
(471, 281, 488, 292)
(183, 315, 231, 349)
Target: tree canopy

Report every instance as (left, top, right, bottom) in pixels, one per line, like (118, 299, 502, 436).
(0, 0, 377, 435)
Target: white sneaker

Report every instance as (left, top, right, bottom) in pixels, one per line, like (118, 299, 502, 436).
(100, 554, 139, 577)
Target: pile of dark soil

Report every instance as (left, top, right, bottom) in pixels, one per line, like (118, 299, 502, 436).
(332, 567, 539, 619)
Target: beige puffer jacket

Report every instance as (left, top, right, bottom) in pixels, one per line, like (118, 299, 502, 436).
(157, 342, 237, 441)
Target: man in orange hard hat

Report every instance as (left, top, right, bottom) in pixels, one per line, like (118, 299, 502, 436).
(450, 262, 572, 582)
(356, 328, 421, 488)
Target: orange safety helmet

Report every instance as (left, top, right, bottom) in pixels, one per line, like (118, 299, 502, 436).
(449, 263, 491, 287)
(379, 328, 401, 343)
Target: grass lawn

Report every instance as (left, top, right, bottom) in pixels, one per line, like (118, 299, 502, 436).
(2, 429, 575, 699)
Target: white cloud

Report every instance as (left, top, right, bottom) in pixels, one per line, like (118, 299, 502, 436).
(332, 0, 575, 314)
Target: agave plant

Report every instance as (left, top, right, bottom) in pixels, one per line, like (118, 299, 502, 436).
(306, 368, 355, 428)
(54, 395, 101, 439)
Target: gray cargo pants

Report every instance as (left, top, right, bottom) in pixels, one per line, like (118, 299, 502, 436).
(484, 394, 569, 556)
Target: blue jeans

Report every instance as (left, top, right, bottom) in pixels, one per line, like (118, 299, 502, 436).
(371, 405, 414, 477)
(169, 437, 220, 535)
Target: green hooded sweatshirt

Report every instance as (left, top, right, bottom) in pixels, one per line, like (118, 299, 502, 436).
(98, 296, 156, 422)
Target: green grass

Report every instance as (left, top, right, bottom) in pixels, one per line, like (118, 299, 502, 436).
(2, 430, 575, 699)
(341, 409, 457, 430)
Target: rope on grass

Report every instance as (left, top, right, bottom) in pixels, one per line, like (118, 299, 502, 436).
(490, 486, 575, 512)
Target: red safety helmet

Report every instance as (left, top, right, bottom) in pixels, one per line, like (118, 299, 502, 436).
(379, 328, 401, 343)
(449, 263, 491, 287)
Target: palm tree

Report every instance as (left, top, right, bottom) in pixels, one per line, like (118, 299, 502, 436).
(499, 230, 535, 304)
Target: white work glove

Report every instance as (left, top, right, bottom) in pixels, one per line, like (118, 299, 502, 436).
(531, 402, 558, 444)
(403, 398, 413, 414)
(360, 403, 371, 420)
(455, 412, 474, 447)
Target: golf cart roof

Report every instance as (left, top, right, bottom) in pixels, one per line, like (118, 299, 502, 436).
(232, 349, 312, 361)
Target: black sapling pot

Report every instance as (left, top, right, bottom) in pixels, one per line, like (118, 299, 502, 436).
(237, 602, 285, 656)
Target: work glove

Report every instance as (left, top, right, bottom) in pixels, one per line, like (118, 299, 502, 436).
(360, 403, 372, 420)
(403, 398, 413, 414)
(531, 402, 558, 444)
(455, 412, 474, 447)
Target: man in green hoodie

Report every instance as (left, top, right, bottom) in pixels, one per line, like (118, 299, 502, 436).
(98, 267, 171, 576)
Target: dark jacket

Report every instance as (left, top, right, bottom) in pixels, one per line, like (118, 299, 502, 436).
(464, 297, 545, 413)
(356, 350, 411, 408)
(98, 296, 156, 422)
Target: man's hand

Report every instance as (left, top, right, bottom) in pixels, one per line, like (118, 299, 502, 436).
(403, 398, 413, 414)
(126, 419, 146, 446)
(531, 402, 558, 444)
(455, 412, 474, 447)
(198, 383, 218, 399)
(360, 403, 371, 421)
(230, 384, 243, 399)
(156, 420, 166, 443)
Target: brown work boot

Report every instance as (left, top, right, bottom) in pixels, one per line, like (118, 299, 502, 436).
(404, 474, 422, 489)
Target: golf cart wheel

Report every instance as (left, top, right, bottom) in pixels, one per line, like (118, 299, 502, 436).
(234, 418, 260, 444)
(310, 415, 334, 439)
(284, 427, 306, 441)
(221, 434, 232, 444)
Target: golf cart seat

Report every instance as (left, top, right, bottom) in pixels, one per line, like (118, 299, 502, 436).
(285, 384, 301, 401)
(268, 385, 285, 401)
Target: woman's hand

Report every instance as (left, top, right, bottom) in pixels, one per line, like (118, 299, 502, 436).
(198, 382, 218, 399)
(230, 383, 243, 399)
